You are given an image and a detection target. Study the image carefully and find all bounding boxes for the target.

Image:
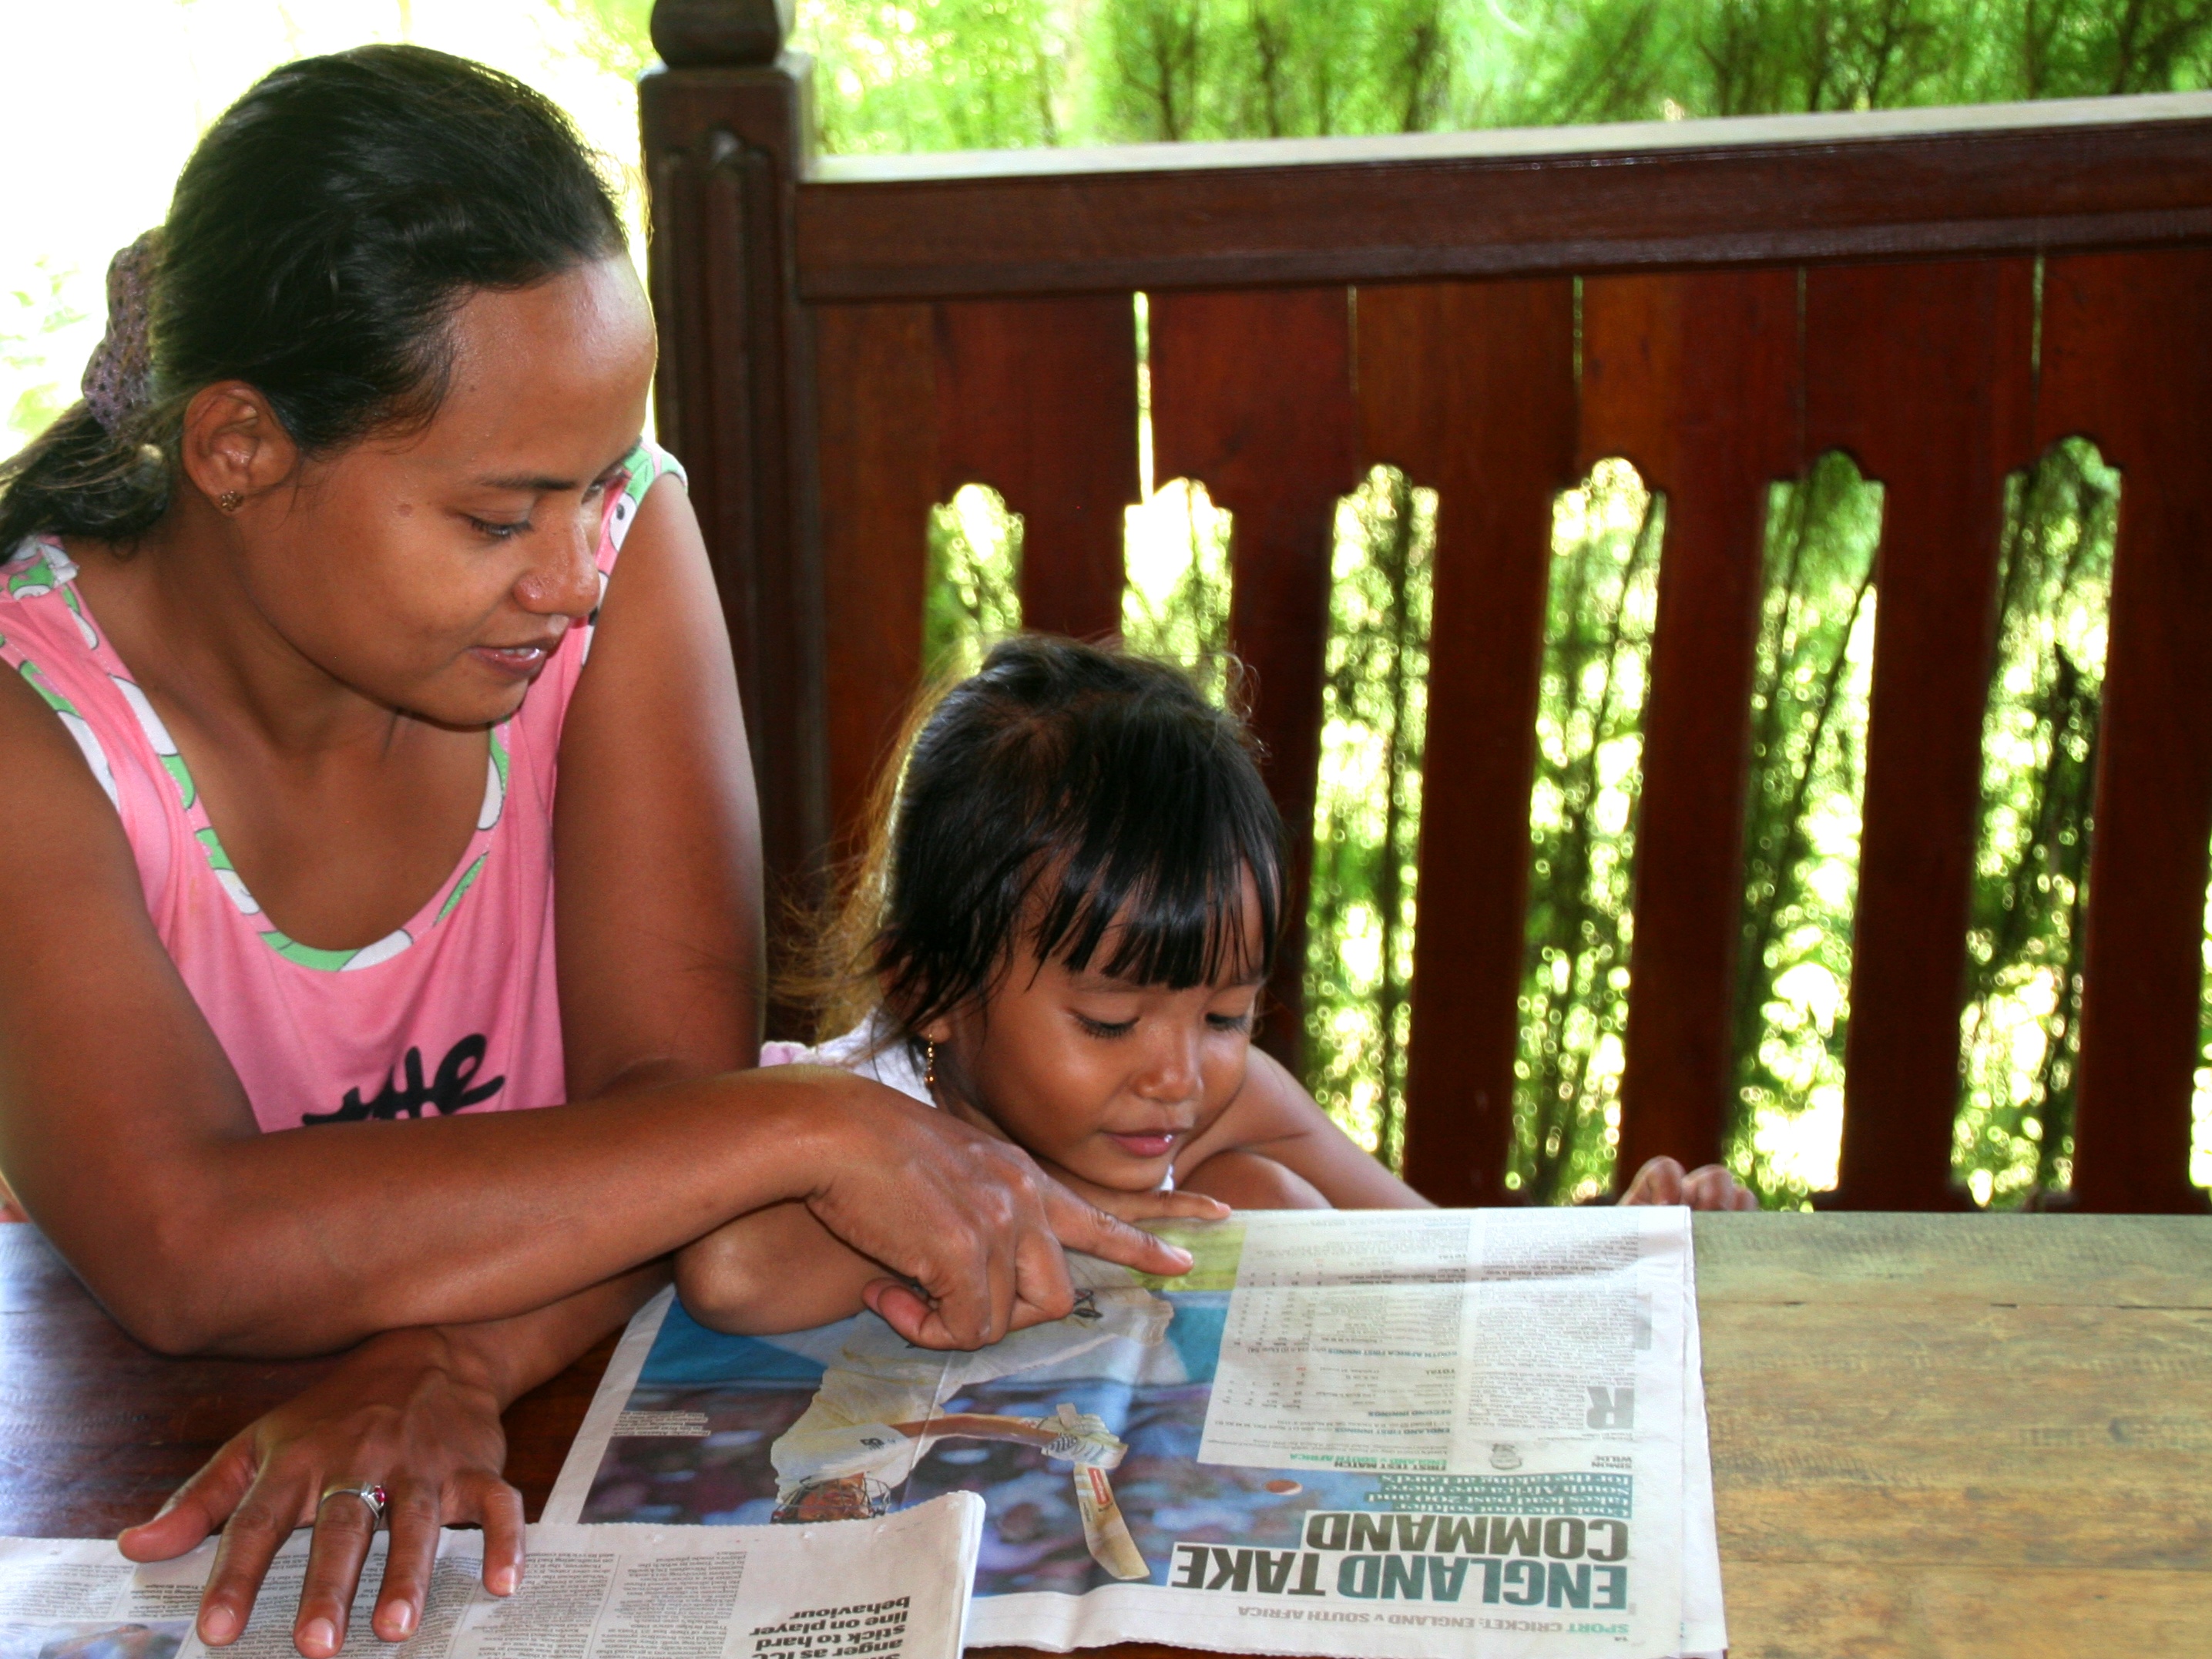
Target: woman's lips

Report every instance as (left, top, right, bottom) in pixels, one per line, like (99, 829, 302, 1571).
(470, 641, 558, 680)
(1105, 1130, 1179, 1160)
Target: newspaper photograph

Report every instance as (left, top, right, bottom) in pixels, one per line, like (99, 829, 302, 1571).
(548, 1208, 1723, 1659)
(0, 1499, 982, 1659)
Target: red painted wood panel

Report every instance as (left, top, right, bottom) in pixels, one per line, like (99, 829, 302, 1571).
(814, 302, 939, 854)
(1806, 260, 2036, 1210)
(935, 297, 1141, 642)
(2039, 250, 2212, 1214)
(1581, 271, 1803, 1182)
(1150, 289, 1361, 1069)
(1359, 280, 1579, 1206)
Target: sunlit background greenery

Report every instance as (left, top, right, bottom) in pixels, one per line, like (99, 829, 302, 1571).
(9, 1, 2212, 1205)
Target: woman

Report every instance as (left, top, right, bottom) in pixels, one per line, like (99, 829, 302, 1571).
(0, 45, 1200, 1657)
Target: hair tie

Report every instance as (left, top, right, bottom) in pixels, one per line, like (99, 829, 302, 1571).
(81, 230, 163, 435)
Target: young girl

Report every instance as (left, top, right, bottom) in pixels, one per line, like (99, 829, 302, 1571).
(676, 637, 1750, 1336)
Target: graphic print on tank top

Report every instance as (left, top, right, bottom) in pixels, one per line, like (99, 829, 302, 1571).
(307, 1033, 508, 1123)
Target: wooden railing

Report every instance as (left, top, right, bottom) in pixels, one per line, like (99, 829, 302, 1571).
(639, 0, 2212, 1213)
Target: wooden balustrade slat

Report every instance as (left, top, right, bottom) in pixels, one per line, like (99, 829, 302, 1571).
(1581, 271, 1804, 1182)
(815, 302, 940, 858)
(1805, 260, 2036, 1209)
(2038, 250, 2212, 1214)
(641, 70, 827, 964)
(1149, 289, 1360, 1070)
(1358, 280, 1579, 1204)
(934, 297, 1141, 642)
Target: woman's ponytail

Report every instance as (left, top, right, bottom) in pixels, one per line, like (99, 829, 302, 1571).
(0, 408, 169, 550)
(0, 233, 173, 549)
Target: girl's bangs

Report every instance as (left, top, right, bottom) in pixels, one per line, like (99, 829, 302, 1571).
(1029, 774, 1282, 991)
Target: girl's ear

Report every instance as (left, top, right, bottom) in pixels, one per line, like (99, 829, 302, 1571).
(874, 972, 947, 1045)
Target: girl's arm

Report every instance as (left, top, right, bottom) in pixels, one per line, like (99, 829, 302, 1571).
(676, 1164, 1230, 1335)
(0, 479, 1185, 1360)
(675, 1200, 884, 1335)
(1176, 1049, 1432, 1208)
(1178, 1048, 1759, 1211)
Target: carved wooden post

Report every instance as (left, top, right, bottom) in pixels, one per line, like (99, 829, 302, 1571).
(642, 0, 824, 1024)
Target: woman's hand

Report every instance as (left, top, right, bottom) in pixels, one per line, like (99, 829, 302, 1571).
(118, 1328, 521, 1657)
(784, 1067, 1196, 1349)
(1621, 1155, 1761, 1211)
(1045, 1164, 1233, 1228)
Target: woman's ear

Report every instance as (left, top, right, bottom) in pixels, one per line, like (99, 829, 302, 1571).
(177, 381, 299, 513)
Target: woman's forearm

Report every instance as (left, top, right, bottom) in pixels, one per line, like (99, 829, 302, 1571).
(438, 1264, 670, 1409)
(64, 1066, 868, 1357)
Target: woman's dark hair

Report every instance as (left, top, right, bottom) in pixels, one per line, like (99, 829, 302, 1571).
(0, 45, 626, 548)
(814, 637, 1286, 1042)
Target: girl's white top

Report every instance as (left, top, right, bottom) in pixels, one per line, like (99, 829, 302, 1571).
(760, 1014, 931, 1103)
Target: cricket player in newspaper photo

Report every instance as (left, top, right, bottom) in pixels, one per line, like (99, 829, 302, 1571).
(767, 1284, 1168, 1580)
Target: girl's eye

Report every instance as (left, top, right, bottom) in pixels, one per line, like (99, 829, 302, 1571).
(1076, 1013, 1137, 1039)
(1207, 1011, 1254, 1034)
(468, 516, 530, 542)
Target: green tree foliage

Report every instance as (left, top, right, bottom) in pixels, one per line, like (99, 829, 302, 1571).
(1731, 455, 1881, 1202)
(1513, 462, 1662, 1203)
(925, 485, 1025, 680)
(768, 0, 2212, 156)
(1955, 439, 2119, 1206)
(1304, 469, 1435, 1170)
(3, 262, 83, 446)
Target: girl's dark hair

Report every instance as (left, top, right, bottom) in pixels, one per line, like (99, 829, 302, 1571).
(0, 45, 626, 548)
(816, 636, 1286, 1041)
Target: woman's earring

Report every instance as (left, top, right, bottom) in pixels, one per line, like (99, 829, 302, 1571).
(216, 490, 242, 514)
(923, 1039, 937, 1093)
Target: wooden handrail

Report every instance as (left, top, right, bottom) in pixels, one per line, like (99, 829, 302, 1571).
(794, 93, 2212, 301)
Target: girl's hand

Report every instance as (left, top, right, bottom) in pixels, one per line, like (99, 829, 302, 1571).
(790, 1068, 1195, 1349)
(117, 1328, 522, 1657)
(1621, 1155, 1761, 1211)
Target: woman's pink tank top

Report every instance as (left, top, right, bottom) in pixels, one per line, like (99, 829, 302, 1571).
(0, 441, 683, 1133)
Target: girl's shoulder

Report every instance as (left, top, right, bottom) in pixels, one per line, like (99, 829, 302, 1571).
(760, 1014, 931, 1107)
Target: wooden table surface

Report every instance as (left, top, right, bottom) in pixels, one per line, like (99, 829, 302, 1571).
(2, 1213, 2206, 1657)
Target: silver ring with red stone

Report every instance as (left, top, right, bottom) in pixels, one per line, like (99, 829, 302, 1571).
(319, 1482, 390, 1527)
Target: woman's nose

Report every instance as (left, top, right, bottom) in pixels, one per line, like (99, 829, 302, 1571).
(513, 517, 600, 620)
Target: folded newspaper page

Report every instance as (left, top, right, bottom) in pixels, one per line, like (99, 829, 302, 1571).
(550, 1208, 1724, 1659)
(0, 1499, 982, 1659)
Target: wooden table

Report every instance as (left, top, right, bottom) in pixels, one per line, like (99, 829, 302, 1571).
(2, 1214, 2206, 1656)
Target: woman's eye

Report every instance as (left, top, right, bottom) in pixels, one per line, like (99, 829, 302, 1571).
(468, 516, 530, 542)
(1076, 1013, 1137, 1039)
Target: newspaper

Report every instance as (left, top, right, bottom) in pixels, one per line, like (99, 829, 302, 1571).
(549, 1207, 1724, 1659)
(0, 1500, 982, 1659)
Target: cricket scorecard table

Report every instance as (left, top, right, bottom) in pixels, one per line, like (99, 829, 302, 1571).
(0, 1214, 2204, 1656)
